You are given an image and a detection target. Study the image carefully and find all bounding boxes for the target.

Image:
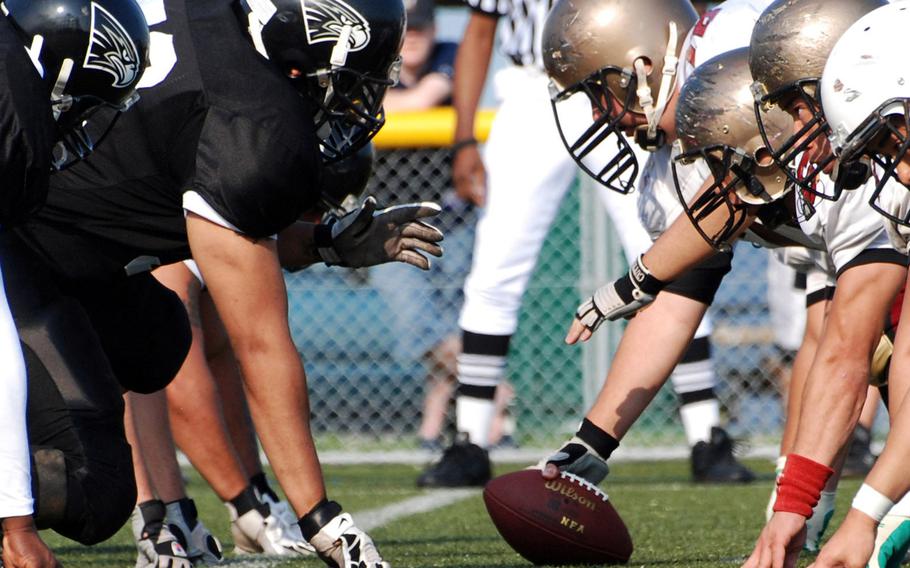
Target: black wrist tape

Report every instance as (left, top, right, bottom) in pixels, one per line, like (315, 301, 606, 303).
(576, 418, 620, 461)
(313, 223, 335, 250)
(298, 499, 344, 541)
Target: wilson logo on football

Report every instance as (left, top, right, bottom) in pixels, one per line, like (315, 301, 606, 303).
(83, 1, 141, 88)
(543, 480, 598, 511)
(302, 0, 370, 52)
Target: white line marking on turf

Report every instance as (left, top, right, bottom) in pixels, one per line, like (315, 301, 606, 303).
(223, 488, 478, 567)
(355, 488, 478, 532)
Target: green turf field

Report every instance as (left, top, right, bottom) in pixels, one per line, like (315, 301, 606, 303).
(45, 460, 860, 567)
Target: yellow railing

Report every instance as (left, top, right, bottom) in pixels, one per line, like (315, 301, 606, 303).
(373, 107, 496, 149)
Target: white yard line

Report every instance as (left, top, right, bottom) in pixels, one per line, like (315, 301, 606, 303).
(354, 488, 478, 532)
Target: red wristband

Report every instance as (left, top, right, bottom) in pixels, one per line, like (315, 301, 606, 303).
(773, 454, 834, 517)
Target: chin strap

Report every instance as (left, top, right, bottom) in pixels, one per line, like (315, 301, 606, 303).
(634, 21, 679, 141)
(50, 58, 74, 120)
(23, 33, 46, 78)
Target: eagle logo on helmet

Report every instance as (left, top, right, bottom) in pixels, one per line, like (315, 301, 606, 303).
(302, 0, 371, 52)
(83, 2, 141, 89)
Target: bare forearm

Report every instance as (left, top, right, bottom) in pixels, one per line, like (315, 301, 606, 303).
(641, 188, 756, 282)
(586, 293, 708, 439)
(866, 399, 910, 500)
(235, 341, 326, 513)
(453, 12, 497, 141)
(791, 263, 904, 466)
(866, 283, 910, 499)
(187, 214, 327, 515)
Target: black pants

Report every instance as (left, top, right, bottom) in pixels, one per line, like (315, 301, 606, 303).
(0, 233, 191, 544)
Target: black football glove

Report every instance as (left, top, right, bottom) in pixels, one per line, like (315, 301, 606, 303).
(575, 254, 666, 334)
(315, 196, 443, 270)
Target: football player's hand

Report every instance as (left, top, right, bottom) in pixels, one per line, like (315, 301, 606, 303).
(301, 501, 389, 568)
(742, 512, 807, 568)
(566, 255, 664, 344)
(452, 144, 486, 207)
(537, 437, 610, 485)
(319, 196, 443, 270)
(808, 509, 877, 568)
(2, 516, 62, 568)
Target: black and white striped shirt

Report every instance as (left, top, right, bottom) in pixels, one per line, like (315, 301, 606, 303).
(463, 0, 553, 68)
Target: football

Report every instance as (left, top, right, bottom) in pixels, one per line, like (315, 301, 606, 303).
(483, 469, 633, 565)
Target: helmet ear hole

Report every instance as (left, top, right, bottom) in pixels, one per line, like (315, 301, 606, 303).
(754, 147, 774, 167)
(635, 57, 654, 76)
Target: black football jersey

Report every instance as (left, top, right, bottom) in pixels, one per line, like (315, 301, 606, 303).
(16, 0, 322, 282)
(0, 15, 55, 228)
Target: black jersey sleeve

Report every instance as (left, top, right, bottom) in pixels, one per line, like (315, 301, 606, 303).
(190, 106, 322, 238)
(0, 18, 55, 228)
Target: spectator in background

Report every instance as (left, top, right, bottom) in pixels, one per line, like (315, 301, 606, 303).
(384, 0, 457, 112)
(372, 0, 517, 451)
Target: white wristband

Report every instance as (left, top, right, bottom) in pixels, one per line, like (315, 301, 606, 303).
(852, 483, 895, 523)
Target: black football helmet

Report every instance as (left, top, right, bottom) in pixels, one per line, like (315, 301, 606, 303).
(319, 140, 374, 215)
(240, 0, 404, 163)
(2, 0, 149, 168)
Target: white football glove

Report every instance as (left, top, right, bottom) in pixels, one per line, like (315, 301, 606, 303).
(575, 254, 665, 334)
(300, 501, 389, 568)
(165, 499, 223, 564)
(131, 504, 193, 568)
(316, 196, 443, 270)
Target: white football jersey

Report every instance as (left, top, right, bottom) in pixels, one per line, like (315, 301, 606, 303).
(871, 177, 910, 254)
(637, 0, 773, 239)
(773, 246, 835, 297)
(796, 173, 900, 274)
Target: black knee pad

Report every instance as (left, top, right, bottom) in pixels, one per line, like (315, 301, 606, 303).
(62, 438, 136, 545)
(31, 448, 68, 527)
(21, 336, 134, 545)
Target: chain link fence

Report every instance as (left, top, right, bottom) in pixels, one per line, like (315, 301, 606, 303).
(286, 142, 797, 453)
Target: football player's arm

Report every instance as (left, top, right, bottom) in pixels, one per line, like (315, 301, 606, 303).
(641, 188, 758, 282)
(566, 176, 758, 343)
(0, 305, 59, 568)
(811, 337, 910, 568)
(745, 263, 906, 568)
(451, 9, 497, 206)
(185, 213, 328, 516)
(277, 221, 319, 271)
(277, 200, 443, 271)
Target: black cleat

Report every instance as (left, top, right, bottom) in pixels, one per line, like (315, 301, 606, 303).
(417, 434, 492, 488)
(691, 427, 756, 484)
(841, 425, 876, 478)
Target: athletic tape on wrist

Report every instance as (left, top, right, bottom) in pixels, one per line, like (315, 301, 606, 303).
(298, 499, 343, 541)
(852, 484, 895, 523)
(313, 223, 341, 265)
(576, 418, 620, 461)
(773, 454, 834, 517)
